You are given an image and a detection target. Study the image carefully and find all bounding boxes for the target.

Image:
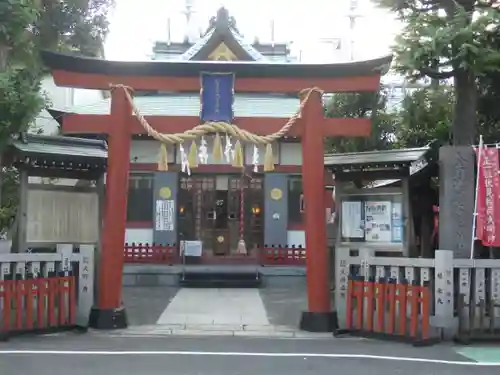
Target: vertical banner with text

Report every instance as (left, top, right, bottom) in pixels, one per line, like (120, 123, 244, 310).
(200, 72, 235, 123)
(474, 147, 500, 246)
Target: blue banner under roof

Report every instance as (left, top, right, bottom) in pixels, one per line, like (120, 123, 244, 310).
(200, 72, 234, 122)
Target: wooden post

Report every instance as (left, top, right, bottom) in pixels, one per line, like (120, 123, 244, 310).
(89, 87, 131, 329)
(299, 90, 336, 332)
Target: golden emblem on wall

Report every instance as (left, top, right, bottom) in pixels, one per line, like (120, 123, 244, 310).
(159, 187, 172, 199)
(208, 42, 238, 61)
(270, 188, 283, 201)
(217, 236, 225, 243)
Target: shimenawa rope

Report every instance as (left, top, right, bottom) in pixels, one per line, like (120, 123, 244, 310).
(110, 84, 323, 171)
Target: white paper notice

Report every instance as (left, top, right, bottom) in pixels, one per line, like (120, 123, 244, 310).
(364, 201, 392, 242)
(341, 201, 364, 238)
(155, 199, 175, 231)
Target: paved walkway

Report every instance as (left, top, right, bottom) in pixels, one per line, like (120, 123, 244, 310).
(119, 287, 330, 337)
(157, 288, 270, 325)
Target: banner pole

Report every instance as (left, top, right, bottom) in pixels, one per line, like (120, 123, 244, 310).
(470, 135, 484, 259)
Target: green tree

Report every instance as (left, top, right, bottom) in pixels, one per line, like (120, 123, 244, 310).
(325, 90, 397, 153)
(394, 85, 454, 148)
(476, 25, 500, 143)
(375, 0, 500, 145)
(0, 0, 114, 232)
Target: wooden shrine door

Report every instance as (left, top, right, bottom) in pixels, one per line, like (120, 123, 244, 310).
(178, 175, 263, 256)
(178, 177, 196, 242)
(228, 176, 264, 251)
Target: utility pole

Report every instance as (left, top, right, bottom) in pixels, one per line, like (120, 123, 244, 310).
(346, 0, 362, 61)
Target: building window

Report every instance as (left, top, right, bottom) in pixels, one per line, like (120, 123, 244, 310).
(288, 176, 303, 224)
(127, 173, 153, 222)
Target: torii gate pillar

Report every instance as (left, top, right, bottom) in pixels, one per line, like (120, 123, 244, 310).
(299, 90, 336, 332)
(89, 87, 132, 329)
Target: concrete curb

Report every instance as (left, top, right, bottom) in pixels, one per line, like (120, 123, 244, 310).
(88, 324, 362, 340)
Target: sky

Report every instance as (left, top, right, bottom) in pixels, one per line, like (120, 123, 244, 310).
(104, 0, 402, 62)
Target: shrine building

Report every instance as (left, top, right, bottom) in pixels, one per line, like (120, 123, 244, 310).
(46, 7, 388, 258)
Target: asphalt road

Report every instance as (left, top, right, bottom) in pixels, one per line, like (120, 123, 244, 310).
(0, 334, 499, 375)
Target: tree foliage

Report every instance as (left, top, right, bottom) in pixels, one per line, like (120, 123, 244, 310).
(374, 0, 500, 145)
(325, 90, 396, 153)
(394, 85, 454, 148)
(0, 0, 114, 232)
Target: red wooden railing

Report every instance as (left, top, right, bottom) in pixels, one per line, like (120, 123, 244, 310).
(342, 276, 438, 346)
(258, 245, 306, 266)
(123, 243, 180, 264)
(123, 243, 306, 266)
(0, 274, 76, 339)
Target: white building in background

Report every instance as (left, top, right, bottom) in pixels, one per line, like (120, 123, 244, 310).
(34, 77, 103, 136)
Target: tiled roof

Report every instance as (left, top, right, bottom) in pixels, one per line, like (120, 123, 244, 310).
(11, 134, 108, 160)
(229, 28, 266, 61)
(324, 147, 429, 168)
(178, 30, 215, 61)
(177, 7, 266, 62)
(56, 94, 300, 118)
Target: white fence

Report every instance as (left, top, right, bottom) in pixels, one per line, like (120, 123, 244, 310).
(335, 247, 500, 334)
(0, 244, 94, 327)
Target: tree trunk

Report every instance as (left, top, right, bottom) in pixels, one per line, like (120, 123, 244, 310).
(452, 69, 477, 145)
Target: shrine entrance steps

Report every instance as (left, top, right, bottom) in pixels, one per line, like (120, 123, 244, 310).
(180, 265, 261, 288)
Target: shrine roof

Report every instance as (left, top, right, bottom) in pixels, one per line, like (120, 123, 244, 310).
(162, 7, 276, 61)
(9, 133, 108, 162)
(324, 147, 430, 170)
(41, 50, 392, 78)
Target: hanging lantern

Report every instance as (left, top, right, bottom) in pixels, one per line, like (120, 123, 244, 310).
(198, 136, 209, 164)
(252, 145, 259, 173)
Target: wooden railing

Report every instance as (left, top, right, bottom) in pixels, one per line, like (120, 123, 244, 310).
(339, 275, 439, 346)
(123, 243, 307, 266)
(258, 245, 306, 266)
(335, 247, 500, 342)
(123, 243, 179, 264)
(0, 244, 94, 341)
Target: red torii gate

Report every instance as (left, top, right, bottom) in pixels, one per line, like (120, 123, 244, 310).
(41, 51, 390, 331)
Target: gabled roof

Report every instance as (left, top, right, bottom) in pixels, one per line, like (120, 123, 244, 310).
(324, 147, 430, 169)
(179, 7, 266, 61)
(8, 133, 108, 169)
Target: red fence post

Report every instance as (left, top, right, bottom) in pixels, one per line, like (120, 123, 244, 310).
(0, 279, 12, 334)
(396, 279, 408, 336)
(420, 281, 431, 340)
(346, 277, 354, 329)
(25, 278, 34, 330)
(409, 281, 419, 339)
(36, 277, 47, 329)
(354, 276, 364, 330)
(375, 278, 386, 333)
(365, 276, 375, 331)
(385, 278, 396, 335)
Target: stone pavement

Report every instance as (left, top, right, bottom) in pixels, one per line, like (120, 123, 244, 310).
(122, 286, 178, 326)
(120, 286, 316, 337)
(157, 288, 269, 325)
(104, 323, 334, 339)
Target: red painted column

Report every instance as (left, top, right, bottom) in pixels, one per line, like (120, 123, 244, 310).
(300, 90, 331, 314)
(96, 87, 132, 320)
